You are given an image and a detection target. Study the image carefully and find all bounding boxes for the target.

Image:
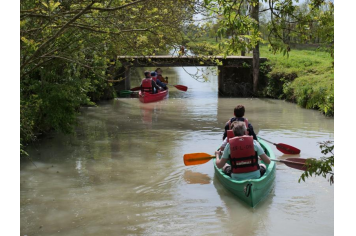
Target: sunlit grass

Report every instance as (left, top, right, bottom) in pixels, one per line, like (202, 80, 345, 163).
(192, 37, 334, 115)
(259, 45, 333, 77)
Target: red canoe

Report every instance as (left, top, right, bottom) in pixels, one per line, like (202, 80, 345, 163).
(139, 88, 169, 103)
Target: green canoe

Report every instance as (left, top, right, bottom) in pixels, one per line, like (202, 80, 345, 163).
(213, 137, 276, 208)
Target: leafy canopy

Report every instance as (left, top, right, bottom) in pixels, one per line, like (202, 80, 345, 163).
(20, 0, 197, 149)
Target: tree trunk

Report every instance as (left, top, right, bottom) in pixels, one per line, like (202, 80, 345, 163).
(251, 1, 259, 93)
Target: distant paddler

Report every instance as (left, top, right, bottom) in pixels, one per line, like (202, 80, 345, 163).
(151, 71, 167, 90)
(155, 68, 168, 84)
(141, 71, 161, 94)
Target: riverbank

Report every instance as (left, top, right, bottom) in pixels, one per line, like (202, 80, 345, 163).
(187, 40, 334, 116)
(259, 45, 334, 116)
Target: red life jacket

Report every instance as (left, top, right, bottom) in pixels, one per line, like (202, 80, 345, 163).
(228, 118, 249, 135)
(227, 130, 234, 143)
(151, 76, 157, 82)
(157, 75, 167, 83)
(229, 135, 259, 174)
(141, 78, 153, 93)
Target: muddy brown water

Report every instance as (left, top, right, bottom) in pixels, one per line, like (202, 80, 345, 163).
(21, 67, 334, 235)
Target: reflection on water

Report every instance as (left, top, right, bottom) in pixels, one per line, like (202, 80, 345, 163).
(21, 67, 333, 236)
(183, 170, 211, 185)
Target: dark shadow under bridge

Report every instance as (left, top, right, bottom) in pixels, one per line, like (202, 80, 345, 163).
(109, 55, 267, 97)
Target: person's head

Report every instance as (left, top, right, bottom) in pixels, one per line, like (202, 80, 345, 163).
(155, 68, 162, 75)
(232, 121, 246, 136)
(144, 71, 151, 78)
(230, 121, 239, 130)
(151, 71, 157, 77)
(234, 105, 245, 117)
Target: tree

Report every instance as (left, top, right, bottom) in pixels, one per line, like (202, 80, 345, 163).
(250, 0, 260, 93)
(202, 0, 334, 92)
(20, 0, 196, 150)
(264, 0, 334, 57)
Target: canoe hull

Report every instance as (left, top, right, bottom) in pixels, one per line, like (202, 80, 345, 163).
(213, 138, 276, 207)
(139, 89, 168, 103)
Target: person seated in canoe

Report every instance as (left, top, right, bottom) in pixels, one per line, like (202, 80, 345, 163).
(222, 105, 257, 143)
(220, 120, 238, 151)
(155, 68, 168, 83)
(151, 71, 167, 90)
(141, 71, 161, 94)
(215, 121, 271, 180)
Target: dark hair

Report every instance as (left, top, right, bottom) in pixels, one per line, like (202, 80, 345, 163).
(144, 71, 151, 77)
(155, 68, 161, 72)
(234, 105, 245, 117)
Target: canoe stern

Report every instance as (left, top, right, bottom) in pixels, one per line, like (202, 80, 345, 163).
(213, 138, 276, 207)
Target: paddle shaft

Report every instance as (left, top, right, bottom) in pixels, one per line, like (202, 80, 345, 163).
(271, 158, 304, 165)
(131, 85, 187, 92)
(130, 86, 141, 91)
(270, 158, 308, 171)
(167, 84, 188, 91)
(258, 137, 301, 154)
(184, 152, 308, 171)
(258, 137, 276, 145)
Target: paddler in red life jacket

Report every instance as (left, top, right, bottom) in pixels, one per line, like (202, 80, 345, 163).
(215, 121, 271, 181)
(141, 71, 161, 94)
(151, 71, 167, 90)
(155, 68, 168, 83)
(220, 121, 238, 151)
(222, 105, 257, 142)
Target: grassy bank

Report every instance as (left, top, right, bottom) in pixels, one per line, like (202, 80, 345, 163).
(259, 45, 334, 116)
(187, 38, 334, 116)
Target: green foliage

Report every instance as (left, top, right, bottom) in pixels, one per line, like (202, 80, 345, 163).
(20, 61, 95, 142)
(299, 141, 334, 185)
(259, 45, 334, 116)
(200, 0, 334, 108)
(242, 62, 251, 68)
(186, 41, 221, 55)
(20, 0, 196, 151)
(266, 75, 292, 99)
(288, 75, 334, 116)
(182, 30, 334, 116)
(202, 0, 333, 57)
(263, 0, 334, 58)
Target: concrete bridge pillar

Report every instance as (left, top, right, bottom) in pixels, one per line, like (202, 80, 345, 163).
(218, 65, 224, 95)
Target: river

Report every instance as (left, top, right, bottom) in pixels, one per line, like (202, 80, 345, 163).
(20, 67, 334, 235)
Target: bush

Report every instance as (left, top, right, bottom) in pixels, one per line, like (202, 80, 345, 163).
(20, 61, 99, 146)
(260, 45, 334, 116)
(287, 74, 334, 116)
(263, 71, 297, 99)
